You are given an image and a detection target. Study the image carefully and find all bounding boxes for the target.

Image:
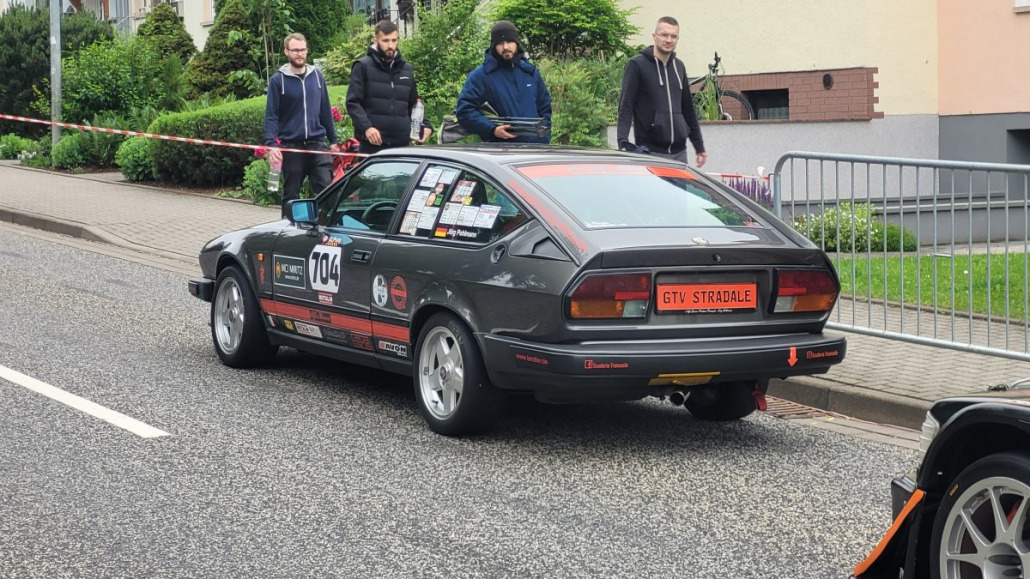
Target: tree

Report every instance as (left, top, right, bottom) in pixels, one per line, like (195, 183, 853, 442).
(493, 0, 637, 59)
(137, 3, 196, 65)
(0, 5, 113, 135)
(289, 0, 352, 57)
(185, 0, 260, 99)
(401, 0, 489, 123)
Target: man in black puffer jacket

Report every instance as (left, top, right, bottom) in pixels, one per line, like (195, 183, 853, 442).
(346, 20, 432, 154)
(617, 16, 708, 166)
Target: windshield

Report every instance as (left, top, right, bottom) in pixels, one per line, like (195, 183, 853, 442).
(516, 164, 760, 229)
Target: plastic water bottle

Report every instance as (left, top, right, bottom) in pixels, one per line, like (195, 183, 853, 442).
(410, 99, 424, 141)
(267, 157, 282, 193)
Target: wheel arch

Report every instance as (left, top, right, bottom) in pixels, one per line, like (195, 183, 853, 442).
(216, 253, 256, 287)
(919, 421, 1030, 496)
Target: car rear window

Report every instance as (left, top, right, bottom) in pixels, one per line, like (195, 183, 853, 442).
(516, 163, 760, 229)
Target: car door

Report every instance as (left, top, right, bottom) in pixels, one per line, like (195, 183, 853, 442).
(269, 159, 421, 352)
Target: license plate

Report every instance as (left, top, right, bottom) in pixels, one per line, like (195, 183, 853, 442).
(656, 283, 758, 312)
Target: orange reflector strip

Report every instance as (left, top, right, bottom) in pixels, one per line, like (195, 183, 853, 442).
(792, 294, 838, 312)
(518, 164, 649, 179)
(853, 489, 925, 577)
(647, 166, 697, 180)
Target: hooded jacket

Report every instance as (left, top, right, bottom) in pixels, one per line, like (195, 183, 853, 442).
(616, 46, 704, 155)
(455, 49, 552, 144)
(346, 45, 427, 148)
(264, 64, 338, 147)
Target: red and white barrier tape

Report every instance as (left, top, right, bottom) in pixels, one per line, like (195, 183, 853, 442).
(0, 113, 366, 157)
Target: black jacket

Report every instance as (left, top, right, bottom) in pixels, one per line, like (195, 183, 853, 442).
(346, 46, 426, 148)
(616, 46, 705, 155)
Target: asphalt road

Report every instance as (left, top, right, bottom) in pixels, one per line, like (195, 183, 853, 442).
(0, 225, 918, 578)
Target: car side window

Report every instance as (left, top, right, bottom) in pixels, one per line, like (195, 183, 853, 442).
(396, 165, 528, 244)
(324, 161, 419, 232)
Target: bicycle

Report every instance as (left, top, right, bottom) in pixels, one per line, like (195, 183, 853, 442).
(690, 52, 754, 121)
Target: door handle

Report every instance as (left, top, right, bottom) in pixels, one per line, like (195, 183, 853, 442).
(351, 249, 372, 264)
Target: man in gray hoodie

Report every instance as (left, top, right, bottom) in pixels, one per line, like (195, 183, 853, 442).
(616, 17, 707, 166)
(264, 33, 340, 214)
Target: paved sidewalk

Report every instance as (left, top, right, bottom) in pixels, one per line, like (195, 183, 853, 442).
(2, 160, 1027, 430)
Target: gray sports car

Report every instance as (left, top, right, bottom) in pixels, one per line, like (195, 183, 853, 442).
(188, 145, 846, 435)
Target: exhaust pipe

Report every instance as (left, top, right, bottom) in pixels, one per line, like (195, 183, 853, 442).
(668, 391, 687, 406)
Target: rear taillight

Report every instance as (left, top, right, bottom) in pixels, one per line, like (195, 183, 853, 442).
(568, 273, 651, 319)
(773, 269, 839, 313)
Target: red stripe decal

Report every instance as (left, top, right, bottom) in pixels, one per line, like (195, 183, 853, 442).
(261, 299, 412, 341)
(373, 321, 409, 342)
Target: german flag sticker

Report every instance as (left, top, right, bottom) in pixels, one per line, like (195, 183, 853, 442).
(434, 227, 448, 238)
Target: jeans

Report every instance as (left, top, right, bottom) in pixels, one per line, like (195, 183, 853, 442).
(648, 148, 689, 164)
(281, 141, 333, 215)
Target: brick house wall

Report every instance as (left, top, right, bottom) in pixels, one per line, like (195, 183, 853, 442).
(703, 67, 883, 122)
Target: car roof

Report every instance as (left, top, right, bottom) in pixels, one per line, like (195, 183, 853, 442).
(369, 144, 676, 168)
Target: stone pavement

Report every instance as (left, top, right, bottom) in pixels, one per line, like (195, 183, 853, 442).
(2, 160, 1027, 430)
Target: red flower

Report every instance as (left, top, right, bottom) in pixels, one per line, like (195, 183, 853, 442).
(331, 107, 343, 122)
(254, 146, 268, 158)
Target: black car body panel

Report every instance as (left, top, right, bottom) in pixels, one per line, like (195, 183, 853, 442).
(854, 388, 1030, 578)
(192, 145, 846, 402)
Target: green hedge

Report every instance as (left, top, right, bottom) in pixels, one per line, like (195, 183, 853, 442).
(149, 85, 347, 187)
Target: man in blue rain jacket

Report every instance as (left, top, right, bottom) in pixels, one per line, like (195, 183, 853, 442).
(456, 21, 552, 144)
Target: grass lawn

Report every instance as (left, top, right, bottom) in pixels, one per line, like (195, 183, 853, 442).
(831, 252, 1030, 321)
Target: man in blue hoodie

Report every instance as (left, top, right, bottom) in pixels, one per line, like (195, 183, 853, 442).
(264, 33, 340, 215)
(456, 21, 551, 144)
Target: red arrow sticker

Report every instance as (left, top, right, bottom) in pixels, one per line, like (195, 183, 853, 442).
(788, 346, 798, 367)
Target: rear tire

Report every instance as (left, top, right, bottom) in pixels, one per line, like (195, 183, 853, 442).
(719, 90, 755, 121)
(929, 451, 1030, 579)
(684, 380, 760, 421)
(413, 313, 507, 436)
(211, 265, 278, 368)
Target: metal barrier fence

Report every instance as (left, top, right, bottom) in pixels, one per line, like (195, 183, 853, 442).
(771, 152, 1030, 361)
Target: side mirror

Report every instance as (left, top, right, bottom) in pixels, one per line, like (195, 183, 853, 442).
(288, 199, 317, 225)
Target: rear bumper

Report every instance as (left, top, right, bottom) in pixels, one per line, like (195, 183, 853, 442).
(189, 277, 214, 302)
(479, 331, 846, 396)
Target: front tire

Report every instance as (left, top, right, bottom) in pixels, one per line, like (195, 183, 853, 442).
(211, 265, 278, 368)
(719, 90, 755, 121)
(413, 313, 506, 436)
(684, 380, 760, 421)
(929, 451, 1030, 579)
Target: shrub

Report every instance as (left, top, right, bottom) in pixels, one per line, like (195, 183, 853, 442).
(115, 137, 156, 182)
(0, 133, 35, 160)
(61, 36, 169, 122)
(242, 158, 277, 205)
(51, 133, 88, 170)
(19, 135, 52, 168)
(794, 203, 919, 252)
(536, 58, 608, 146)
(78, 111, 131, 167)
(321, 15, 374, 86)
(149, 85, 346, 187)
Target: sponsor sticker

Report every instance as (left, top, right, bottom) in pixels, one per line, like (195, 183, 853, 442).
(390, 276, 407, 310)
(273, 255, 306, 289)
(456, 205, 480, 226)
(294, 321, 323, 339)
(377, 340, 408, 358)
(438, 203, 461, 225)
(372, 275, 389, 307)
(283, 319, 295, 331)
(322, 327, 350, 346)
(318, 292, 334, 305)
(351, 333, 374, 351)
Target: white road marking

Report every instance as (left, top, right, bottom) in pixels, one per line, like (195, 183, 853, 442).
(0, 363, 171, 438)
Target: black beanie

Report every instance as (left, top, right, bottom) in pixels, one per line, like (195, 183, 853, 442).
(491, 20, 520, 47)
